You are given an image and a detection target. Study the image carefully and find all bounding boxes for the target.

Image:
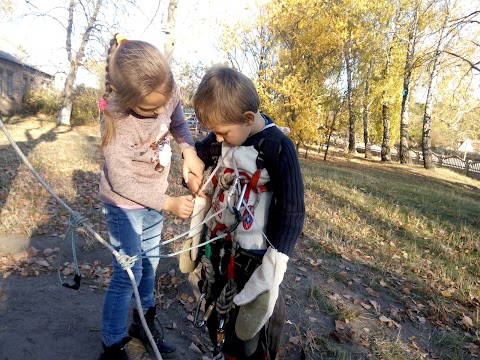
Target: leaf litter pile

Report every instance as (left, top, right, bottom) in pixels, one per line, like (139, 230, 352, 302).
(1, 118, 479, 359)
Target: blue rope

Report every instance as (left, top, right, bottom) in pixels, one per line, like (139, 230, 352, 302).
(57, 212, 86, 288)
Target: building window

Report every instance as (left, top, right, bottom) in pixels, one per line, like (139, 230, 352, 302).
(7, 71, 13, 96)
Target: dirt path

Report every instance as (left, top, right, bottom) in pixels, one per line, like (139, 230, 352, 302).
(0, 234, 311, 360)
(1, 232, 471, 360)
(0, 234, 204, 360)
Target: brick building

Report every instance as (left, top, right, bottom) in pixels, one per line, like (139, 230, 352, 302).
(0, 49, 54, 113)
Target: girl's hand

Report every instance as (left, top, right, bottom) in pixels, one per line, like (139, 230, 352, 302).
(186, 173, 207, 198)
(164, 195, 194, 218)
(182, 147, 204, 183)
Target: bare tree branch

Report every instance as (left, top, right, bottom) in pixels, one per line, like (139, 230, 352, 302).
(441, 50, 480, 73)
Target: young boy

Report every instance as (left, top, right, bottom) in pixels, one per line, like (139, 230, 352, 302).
(185, 66, 305, 360)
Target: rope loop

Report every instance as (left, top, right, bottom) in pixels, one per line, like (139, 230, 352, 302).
(219, 172, 235, 190)
(201, 255, 216, 298)
(215, 279, 237, 323)
(69, 211, 87, 228)
(117, 254, 137, 270)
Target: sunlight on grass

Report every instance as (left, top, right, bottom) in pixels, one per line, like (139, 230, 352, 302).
(370, 335, 418, 360)
(300, 157, 480, 321)
(1, 119, 479, 358)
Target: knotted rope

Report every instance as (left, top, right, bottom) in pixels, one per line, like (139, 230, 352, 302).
(200, 253, 216, 299)
(0, 118, 163, 360)
(215, 279, 238, 324)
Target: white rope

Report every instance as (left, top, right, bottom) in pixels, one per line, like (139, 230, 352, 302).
(0, 118, 163, 360)
(204, 140, 275, 250)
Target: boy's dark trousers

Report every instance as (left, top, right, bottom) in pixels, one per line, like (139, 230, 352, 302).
(202, 242, 285, 359)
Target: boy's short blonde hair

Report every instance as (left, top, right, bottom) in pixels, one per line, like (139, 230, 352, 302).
(192, 66, 260, 128)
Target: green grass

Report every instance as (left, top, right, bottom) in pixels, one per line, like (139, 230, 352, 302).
(1, 118, 479, 357)
(300, 156, 480, 311)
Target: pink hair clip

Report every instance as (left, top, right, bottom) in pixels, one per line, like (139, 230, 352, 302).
(98, 97, 108, 111)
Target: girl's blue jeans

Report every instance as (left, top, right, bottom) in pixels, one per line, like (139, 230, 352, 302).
(101, 203, 163, 346)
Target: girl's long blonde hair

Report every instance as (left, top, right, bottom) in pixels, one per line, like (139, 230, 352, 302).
(100, 34, 174, 147)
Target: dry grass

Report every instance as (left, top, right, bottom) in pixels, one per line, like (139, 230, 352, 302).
(1, 117, 479, 358)
(298, 151, 480, 357)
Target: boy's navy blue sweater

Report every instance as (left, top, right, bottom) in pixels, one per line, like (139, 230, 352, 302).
(194, 114, 305, 257)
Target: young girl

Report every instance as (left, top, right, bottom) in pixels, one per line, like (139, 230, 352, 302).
(98, 34, 204, 360)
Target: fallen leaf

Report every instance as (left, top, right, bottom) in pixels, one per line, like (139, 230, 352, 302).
(330, 321, 355, 343)
(379, 315, 401, 329)
(35, 259, 50, 267)
(307, 258, 322, 266)
(461, 315, 473, 328)
(441, 290, 452, 297)
(366, 287, 380, 298)
(417, 316, 426, 324)
(361, 302, 371, 310)
(410, 340, 420, 350)
(328, 293, 342, 302)
(369, 300, 380, 312)
(379, 315, 393, 323)
(465, 342, 479, 354)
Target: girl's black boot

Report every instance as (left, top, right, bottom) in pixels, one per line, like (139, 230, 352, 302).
(98, 337, 130, 360)
(128, 305, 177, 359)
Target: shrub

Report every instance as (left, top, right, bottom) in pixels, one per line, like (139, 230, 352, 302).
(71, 85, 102, 125)
(22, 88, 61, 116)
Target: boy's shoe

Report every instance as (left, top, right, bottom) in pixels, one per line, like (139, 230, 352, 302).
(98, 337, 130, 360)
(128, 305, 177, 359)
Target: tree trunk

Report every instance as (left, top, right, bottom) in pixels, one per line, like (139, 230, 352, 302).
(422, 109, 433, 168)
(422, 6, 449, 170)
(399, 6, 419, 164)
(164, 0, 179, 66)
(344, 41, 356, 154)
(57, 68, 76, 125)
(324, 112, 337, 161)
(381, 101, 391, 162)
(57, 0, 103, 126)
(363, 61, 372, 159)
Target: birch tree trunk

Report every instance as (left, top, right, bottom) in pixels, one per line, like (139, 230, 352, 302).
(344, 40, 356, 154)
(381, 51, 392, 162)
(164, 0, 179, 66)
(363, 61, 372, 159)
(399, 3, 421, 164)
(422, 7, 449, 169)
(381, 101, 391, 161)
(57, 0, 103, 126)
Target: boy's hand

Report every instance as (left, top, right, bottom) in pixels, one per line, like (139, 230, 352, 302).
(164, 195, 194, 218)
(186, 173, 207, 198)
(182, 147, 204, 183)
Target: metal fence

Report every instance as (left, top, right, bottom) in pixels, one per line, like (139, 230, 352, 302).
(396, 149, 480, 180)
